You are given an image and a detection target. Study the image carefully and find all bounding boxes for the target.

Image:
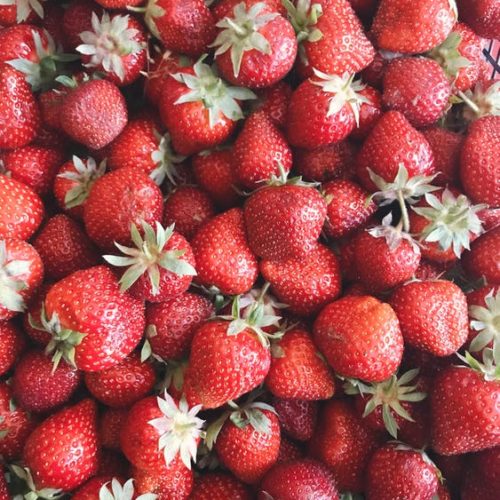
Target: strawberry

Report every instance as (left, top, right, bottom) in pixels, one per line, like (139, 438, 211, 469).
(83, 168, 163, 251)
(356, 111, 436, 192)
(159, 58, 256, 156)
(213, 0, 287, 19)
(77, 12, 147, 86)
(456, 0, 500, 39)
(0, 320, 25, 376)
(59, 77, 128, 150)
(286, 72, 370, 149)
(145, 292, 214, 361)
(0, 0, 46, 26)
(0, 64, 40, 150)
(0, 24, 49, 64)
(0, 239, 43, 322)
(390, 279, 468, 356)
(293, 141, 357, 182)
(163, 187, 215, 240)
(283, 0, 374, 77)
(273, 397, 317, 441)
(323, 179, 376, 238)
(266, 327, 335, 400)
(309, 399, 379, 492)
(99, 408, 127, 450)
(38, 265, 145, 372)
(0, 471, 7, 500)
(460, 116, 499, 206)
(349, 85, 383, 140)
(259, 459, 340, 500)
(190, 473, 250, 500)
(192, 149, 241, 209)
(462, 226, 500, 285)
(143, 0, 216, 57)
(382, 57, 452, 128)
(277, 436, 304, 464)
(11, 349, 81, 413)
(252, 80, 292, 128)
(210, 1, 297, 88)
(366, 444, 440, 500)
(53, 155, 106, 220)
(120, 392, 204, 471)
(62, 0, 104, 50)
(72, 475, 116, 500)
(233, 111, 293, 190)
(261, 243, 342, 316)
(22, 283, 52, 346)
(371, 0, 457, 53)
(191, 208, 258, 295)
(314, 295, 404, 381)
(104, 221, 196, 302)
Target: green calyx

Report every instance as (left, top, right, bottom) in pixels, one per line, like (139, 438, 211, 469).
(428, 31, 470, 83)
(368, 213, 420, 253)
(172, 56, 256, 128)
(104, 221, 197, 296)
(469, 290, 500, 361)
(457, 348, 500, 382)
(150, 131, 186, 186)
(0, 240, 30, 313)
(344, 369, 427, 439)
(264, 161, 318, 188)
(210, 2, 279, 77)
(10, 465, 64, 500)
(461, 81, 500, 122)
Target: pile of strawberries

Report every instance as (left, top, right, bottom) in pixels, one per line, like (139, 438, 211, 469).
(0, 0, 499, 498)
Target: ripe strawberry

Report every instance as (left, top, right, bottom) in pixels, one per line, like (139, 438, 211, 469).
(163, 187, 215, 240)
(11, 349, 81, 413)
(293, 141, 357, 182)
(62, 0, 104, 50)
(191, 208, 258, 295)
(390, 279, 468, 356)
(260, 459, 340, 500)
(211, 1, 297, 88)
(0, 239, 44, 322)
(190, 472, 250, 500)
(382, 57, 452, 128)
(0, 64, 40, 150)
(60, 78, 128, 150)
(261, 243, 342, 316)
(273, 397, 317, 441)
(0, 24, 49, 64)
(145, 292, 214, 361)
(252, 80, 292, 128)
(33, 214, 100, 280)
(77, 12, 147, 85)
(323, 179, 376, 238)
(372, 0, 457, 53)
(314, 295, 403, 382)
(144, 0, 215, 57)
(72, 475, 115, 500)
(286, 72, 370, 149)
(233, 111, 292, 190)
(283, 0, 374, 78)
(366, 444, 439, 500)
(456, 0, 499, 39)
(40, 265, 145, 372)
(0, 0, 45, 27)
(462, 227, 500, 285)
(83, 168, 163, 251)
(266, 327, 335, 400)
(309, 399, 379, 492)
(0, 320, 25, 376)
(356, 111, 435, 192)
(349, 85, 383, 140)
(461, 116, 499, 206)
(99, 408, 127, 450)
(0, 471, 7, 500)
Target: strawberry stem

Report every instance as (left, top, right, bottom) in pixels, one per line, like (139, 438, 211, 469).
(396, 190, 410, 233)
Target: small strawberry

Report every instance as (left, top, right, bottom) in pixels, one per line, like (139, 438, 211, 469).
(11, 349, 81, 413)
(190, 472, 250, 500)
(210, 1, 297, 88)
(273, 397, 317, 441)
(252, 80, 291, 128)
(0, 0, 46, 26)
(456, 0, 499, 39)
(0, 320, 25, 376)
(462, 226, 500, 285)
(313, 295, 404, 382)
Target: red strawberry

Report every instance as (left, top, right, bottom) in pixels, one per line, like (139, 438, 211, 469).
(252, 80, 292, 128)
(0, 64, 40, 150)
(277, 436, 304, 464)
(33, 214, 100, 280)
(211, 1, 297, 88)
(372, 0, 457, 53)
(0, 239, 43, 322)
(72, 475, 116, 500)
(462, 227, 500, 285)
(159, 58, 256, 156)
(83, 168, 163, 251)
(233, 111, 293, 189)
(366, 444, 439, 500)
(456, 0, 500, 39)
(12, 349, 81, 413)
(62, 0, 105, 50)
(313, 295, 404, 382)
(213, 0, 287, 20)
(99, 408, 127, 450)
(191, 208, 258, 295)
(349, 85, 383, 140)
(261, 244, 342, 316)
(259, 459, 340, 500)
(0, 470, 7, 500)
(273, 397, 317, 441)
(0, 0, 45, 28)
(145, 292, 214, 361)
(0, 24, 49, 64)
(390, 279, 468, 356)
(309, 399, 379, 492)
(0, 321, 25, 376)
(190, 472, 250, 500)
(60, 78, 128, 150)
(382, 57, 452, 128)
(40, 265, 145, 372)
(266, 327, 335, 400)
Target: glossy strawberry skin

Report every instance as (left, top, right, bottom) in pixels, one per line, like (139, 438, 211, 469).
(0, 321, 25, 376)
(0, 24, 50, 63)
(253, 81, 292, 128)
(99, 407, 127, 450)
(313, 295, 403, 382)
(72, 475, 116, 500)
(62, 0, 105, 50)
(462, 227, 500, 285)
(456, 0, 500, 39)
(190, 472, 250, 500)
(273, 397, 317, 441)
(23, 399, 99, 491)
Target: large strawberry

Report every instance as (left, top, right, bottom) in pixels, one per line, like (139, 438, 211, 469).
(462, 227, 500, 285)
(456, 0, 499, 39)
(210, 1, 297, 88)
(313, 295, 403, 382)
(190, 473, 250, 500)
